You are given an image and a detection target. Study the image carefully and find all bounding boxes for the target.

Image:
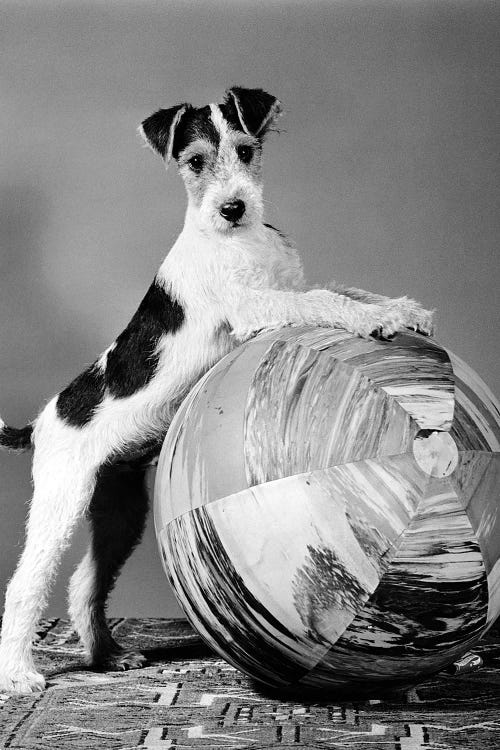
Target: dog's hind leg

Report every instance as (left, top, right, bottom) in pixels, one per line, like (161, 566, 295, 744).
(0, 450, 100, 693)
(68, 463, 150, 671)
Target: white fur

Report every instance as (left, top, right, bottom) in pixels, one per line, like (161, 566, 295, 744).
(209, 103, 230, 139)
(0, 96, 434, 694)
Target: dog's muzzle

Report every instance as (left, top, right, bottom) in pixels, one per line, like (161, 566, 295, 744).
(219, 199, 246, 224)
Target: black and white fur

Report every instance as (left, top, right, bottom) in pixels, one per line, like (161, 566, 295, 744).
(0, 87, 434, 693)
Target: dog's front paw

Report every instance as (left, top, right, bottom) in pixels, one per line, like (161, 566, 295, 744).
(388, 296, 435, 337)
(0, 666, 46, 694)
(345, 308, 408, 340)
(350, 299, 435, 340)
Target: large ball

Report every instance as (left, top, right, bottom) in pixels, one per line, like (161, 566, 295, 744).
(154, 327, 500, 693)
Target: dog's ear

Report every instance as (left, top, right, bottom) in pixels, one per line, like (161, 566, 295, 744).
(139, 104, 189, 163)
(224, 87, 282, 138)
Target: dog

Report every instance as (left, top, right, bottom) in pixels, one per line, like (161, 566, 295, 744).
(0, 87, 434, 693)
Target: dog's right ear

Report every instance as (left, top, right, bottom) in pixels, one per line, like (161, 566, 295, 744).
(139, 104, 189, 164)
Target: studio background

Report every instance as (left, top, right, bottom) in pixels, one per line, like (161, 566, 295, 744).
(1, 0, 498, 618)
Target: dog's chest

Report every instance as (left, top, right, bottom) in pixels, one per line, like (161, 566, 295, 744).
(162, 226, 302, 306)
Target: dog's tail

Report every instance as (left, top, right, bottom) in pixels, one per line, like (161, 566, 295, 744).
(0, 417, 33, 452)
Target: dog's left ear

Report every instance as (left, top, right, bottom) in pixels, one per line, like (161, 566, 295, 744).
(139, 103, 189, 164)
(224, 87, 282, 138)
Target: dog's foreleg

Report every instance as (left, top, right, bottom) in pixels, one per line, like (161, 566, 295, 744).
(227, 287, 434, 340)
(68, 463, 149, 670)
(329, 282, 394, 305)
(0, 450, 99, 693)
(329, 282, 435, 334)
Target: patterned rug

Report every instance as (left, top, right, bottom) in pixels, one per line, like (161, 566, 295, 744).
(1, 618, 500, 749)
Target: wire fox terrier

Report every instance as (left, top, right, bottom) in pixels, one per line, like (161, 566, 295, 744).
(0, 87, 434, 693)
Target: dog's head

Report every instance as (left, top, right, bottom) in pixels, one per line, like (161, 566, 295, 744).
(139, 87, 281, 234)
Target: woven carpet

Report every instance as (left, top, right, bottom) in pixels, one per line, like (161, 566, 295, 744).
(1, 618, 500, 749)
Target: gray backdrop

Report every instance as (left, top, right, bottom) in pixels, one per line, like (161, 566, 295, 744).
(1, 0, 499, 618)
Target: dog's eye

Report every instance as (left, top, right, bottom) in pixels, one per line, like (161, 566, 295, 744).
(237, 145, 253, 164)
(188, 155, 204, 173)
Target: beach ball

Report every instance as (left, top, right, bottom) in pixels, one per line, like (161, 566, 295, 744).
(154, 327, 500, 693)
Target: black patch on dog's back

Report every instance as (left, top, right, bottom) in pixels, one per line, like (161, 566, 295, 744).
(56, 280, 185, 427)
(57, 363, 106, 427)
(105, 280, 185, 398)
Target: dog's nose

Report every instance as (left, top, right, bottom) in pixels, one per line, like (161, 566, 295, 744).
(219, 199, 245, 223)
